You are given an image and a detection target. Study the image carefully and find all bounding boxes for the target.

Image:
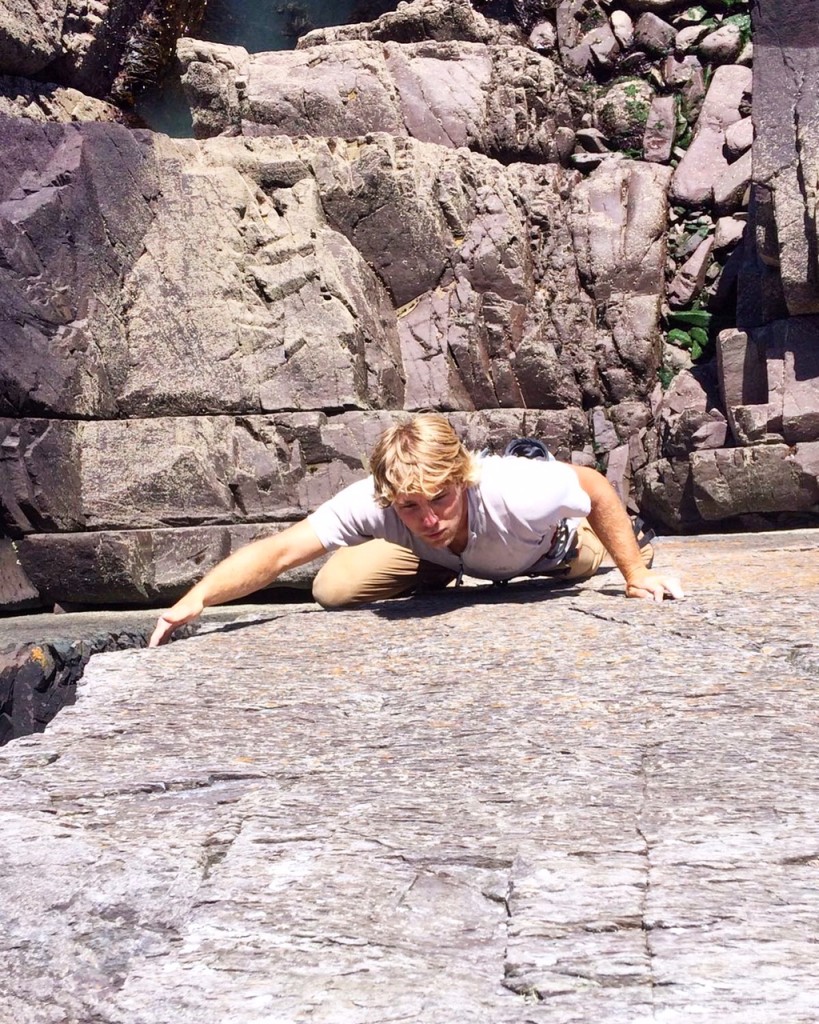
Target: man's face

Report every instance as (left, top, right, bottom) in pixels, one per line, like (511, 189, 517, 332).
(392, 483, 466, 549)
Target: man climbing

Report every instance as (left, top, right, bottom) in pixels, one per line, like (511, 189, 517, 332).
(149, 414, 683, 646)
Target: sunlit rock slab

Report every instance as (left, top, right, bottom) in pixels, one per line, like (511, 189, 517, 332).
(1, 531, 818, 1023)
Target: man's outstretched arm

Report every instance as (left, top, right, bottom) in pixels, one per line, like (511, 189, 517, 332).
(149, 519, 328, 646)
(570, 465, 683, 602)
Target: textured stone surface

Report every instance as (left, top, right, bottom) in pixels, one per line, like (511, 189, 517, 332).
(0, 119, 668, 424)
(0, 74, 121, 121)
(297, 0, 498, 49)
(758, 316, 819, 443)
(556, 0, 620, 75)
(0, 605, 286, 745)
(690, 443, 819, 521)
(0, 0, 64, 76)
(1, 409, 592, 536)
(179, 36, 573, 163)
(15, 523, 322, 606)
(1, 531, 818, 1021)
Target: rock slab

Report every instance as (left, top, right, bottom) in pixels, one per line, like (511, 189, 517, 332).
(1, 531, 818, 1023)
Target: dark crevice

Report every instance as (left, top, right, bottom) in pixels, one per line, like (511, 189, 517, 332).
(0, 631, 152, 746)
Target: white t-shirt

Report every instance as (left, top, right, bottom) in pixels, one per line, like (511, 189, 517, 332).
(308, 456, 591, 581)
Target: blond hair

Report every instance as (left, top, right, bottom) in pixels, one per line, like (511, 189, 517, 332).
(370, 415, 481, 507)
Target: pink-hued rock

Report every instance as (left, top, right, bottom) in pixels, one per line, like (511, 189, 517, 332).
(570, 159, 672, 397)
(15, 523, 316, 606)
(634, 457, 700, 532)
(714, 215, 747, 252)
(689, 416, 729, 450)
(725, 115, 754, 157)
(656, 365, 726, 459)
(0, 77, 122, 122)
(675, 25, 710, 54)
(713, 148, 752, 215)
(591, 407, 619, 453)
(697, 23, 743, 65)
(690, 443, 819, 521)
(556, 0, 620, 75)
(730, 404, 781, 446)
(634, 12, 676, 56)
(667, 235, 714, 308)
(0, 418, 83, 535)
(760, 316, 819, 443)
(0, 539, 39, 609)
(663, 53, 702, 88)
(643, 94, 676, 163)
(670, 64, 752, 208)
(0, 0, 63, 77)
(610, 11, 634, 50)
(180, 37, 573, 164)
(605, 443, 631, 506)
(297, 0, 496, 49)
(716, 328, 765, 412)
(751, 2, 819, 316)
(594, 78, 654, 151)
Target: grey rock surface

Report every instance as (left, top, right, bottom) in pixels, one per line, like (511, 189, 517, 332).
(1, 531, 818, 1022)
(0, 604, 287, 745)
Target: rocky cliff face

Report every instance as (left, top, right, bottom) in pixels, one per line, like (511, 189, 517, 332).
(1, 0, 818, 609)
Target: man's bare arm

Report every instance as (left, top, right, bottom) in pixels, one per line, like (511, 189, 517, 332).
(570, 465, 683, 602)
(148, 519, 328, 646)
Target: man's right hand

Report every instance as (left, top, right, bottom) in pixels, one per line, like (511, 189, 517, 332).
(148, 597, 204, 647)
(146, 521, 327, 648)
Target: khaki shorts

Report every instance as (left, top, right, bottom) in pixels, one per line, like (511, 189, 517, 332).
(311, 519, 628, 609)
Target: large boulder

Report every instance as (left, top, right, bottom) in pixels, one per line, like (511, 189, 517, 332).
(0, 116, 669, 422)
(0, 120, 404, 419)
(670, 63, 752, 208)
(0, 118, 159, 418)
(297, 0, 500, 48)
(690, 443, 819, 521)
(570, 157, 673, 400)
(178, 37, 574, 163)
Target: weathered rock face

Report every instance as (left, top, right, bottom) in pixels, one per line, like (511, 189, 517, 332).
(637, 0, 819, 535)
(1, 0, 818, 609)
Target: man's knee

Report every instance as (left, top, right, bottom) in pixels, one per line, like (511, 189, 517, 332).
(311, 564, 355, 609)
(562, 521, 606, 580)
